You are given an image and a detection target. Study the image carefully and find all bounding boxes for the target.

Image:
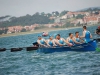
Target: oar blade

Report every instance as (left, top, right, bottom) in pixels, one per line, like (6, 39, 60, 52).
(11, 48, 23, 52)
(96, 47, 100, 52)
(26, 46, 38, 51)
(0, 48, 6, 52)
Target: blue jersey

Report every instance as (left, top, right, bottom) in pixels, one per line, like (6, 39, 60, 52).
(48, 40, 53, 46)
(58, 38, 64, 44)
(67, 37, 74, 45)
(74, 37, 80, 42)
(84, 31, 91, 42)
(40, 39, 45, 44)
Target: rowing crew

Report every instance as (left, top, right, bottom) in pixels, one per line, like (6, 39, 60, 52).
(37, 26, 92, 47)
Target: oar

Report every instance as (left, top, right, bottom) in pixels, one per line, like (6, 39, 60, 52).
(94, 38, 100, 42)
(88, 43, 100, 52)
(0, 46, 39, 52)
(26, 46, 39, 51)
(11, 41, 39, 51)
(0, 48, 6, 52)
(10, 46, 39, 52)
(0, 41, 39, 52)
(85, 40, 100, 52)
(80, 37, 100, 51)
(10, 48, 23, 52)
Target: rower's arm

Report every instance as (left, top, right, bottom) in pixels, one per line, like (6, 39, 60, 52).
(72, 38, 81, 44)
(62, 38, 68, 45)
(90, 33, 92, 38)
(81, 31, 85, 38)
(66, 38, 73, 46)
(46, 40, 51, 47)
(80, 39, 85, 43)
(66, 38, 70, 45)
(55, 40, 63, 46)
(44, 40, 50, 47)
(52, 40, 57, 46)
(37, 40, 44, 46)
(42, 39, 47, 44)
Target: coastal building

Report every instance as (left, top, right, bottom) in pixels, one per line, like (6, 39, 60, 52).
(66, 11, 90, 19)
(54, 17, 61, 23)
(83, 15, 100, 25)
(49, 16, 56, 20)
(7, 26, 23, 33)
(71, 19, 84, 26)
(54, 17, 66, 23)
(61, 15, 68, 19)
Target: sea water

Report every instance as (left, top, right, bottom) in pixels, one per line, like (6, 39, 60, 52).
(0, 25, 100, 75)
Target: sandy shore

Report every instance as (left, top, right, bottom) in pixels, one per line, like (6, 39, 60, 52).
(0, 25, 97, 38)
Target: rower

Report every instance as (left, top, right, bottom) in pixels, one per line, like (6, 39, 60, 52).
(46, 35, 57, 47)
(42, 32, 48, 36)
(96, 26, 100, 35)
(55, 34, 67, 46)
(73, 32, 83, 44)
(66, 33, 74, 46)
(80, 26, 92, 43)
(37, 35, 47, 47)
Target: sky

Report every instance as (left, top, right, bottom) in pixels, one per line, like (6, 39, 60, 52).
(0, 0, 100, 17)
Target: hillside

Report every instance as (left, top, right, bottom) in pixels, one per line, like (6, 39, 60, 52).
(77, 7, 100, 12)
(0, 14, 51, 28)
(0, 7, 100, 28)
(0, 11, 68, 28)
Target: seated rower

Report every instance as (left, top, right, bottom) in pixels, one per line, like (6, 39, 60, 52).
(66, 33, 81, 46)
(73, 32, 83, 44)
(80, 26, 92, 43)
(96, 26, 100, 35)
(37, 35, 47, 47)
(46, 35, 57, 47)
(54, 34, 67, 46)
(66, 33, 74, 46)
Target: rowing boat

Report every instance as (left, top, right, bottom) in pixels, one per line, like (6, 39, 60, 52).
(37, 40, 97, 53)
(0, 40, 98, 52)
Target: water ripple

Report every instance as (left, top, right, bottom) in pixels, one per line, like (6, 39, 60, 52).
(0, 25, 100, 75)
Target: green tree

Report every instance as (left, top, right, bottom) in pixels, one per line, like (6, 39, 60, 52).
(63, 22, 74, 28)
(60, 10, 68, 16)
(49, 19, 54, 23)
(46, 13, 52, 17)
(41, 12, 45, 16)
(34, 12, 40, 15)
(21, 28, 26, 32)
(0, 14, 50, 27)
(0, 30, 4, 34)
(76, 14, 84, 19)
(55, 11, 59, 16)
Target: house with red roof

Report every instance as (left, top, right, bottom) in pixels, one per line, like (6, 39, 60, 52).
(83, 15, 100, 25)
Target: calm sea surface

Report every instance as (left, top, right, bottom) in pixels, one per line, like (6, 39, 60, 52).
(0, 25, 100, 75)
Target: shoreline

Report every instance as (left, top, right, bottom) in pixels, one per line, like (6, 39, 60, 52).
(0, 25, 98, 38)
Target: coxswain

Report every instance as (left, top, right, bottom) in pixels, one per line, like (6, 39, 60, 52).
(80, 26, 92, 43)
